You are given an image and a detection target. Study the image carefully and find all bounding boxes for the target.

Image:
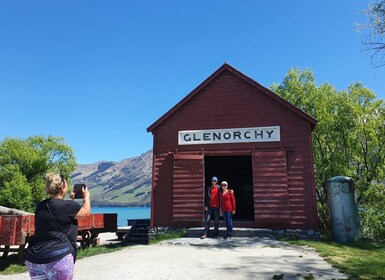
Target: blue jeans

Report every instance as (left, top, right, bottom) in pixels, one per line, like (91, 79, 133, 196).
(204, 207, 219, 236)
(223, 211, 233, 237)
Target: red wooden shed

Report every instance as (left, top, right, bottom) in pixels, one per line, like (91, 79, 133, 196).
(147, 63, 318, 230)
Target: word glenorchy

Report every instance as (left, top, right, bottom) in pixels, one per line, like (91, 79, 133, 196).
(178, 126, 280, 145)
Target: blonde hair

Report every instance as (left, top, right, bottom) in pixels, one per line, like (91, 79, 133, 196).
(45, 173, 64, 196)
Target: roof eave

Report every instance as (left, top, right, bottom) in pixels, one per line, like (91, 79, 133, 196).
(147, 63, 317, 132)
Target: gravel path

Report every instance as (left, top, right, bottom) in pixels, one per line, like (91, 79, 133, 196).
(1, 235, 348, 280)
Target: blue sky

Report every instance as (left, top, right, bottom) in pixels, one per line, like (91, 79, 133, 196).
(1, 1, 384, 164)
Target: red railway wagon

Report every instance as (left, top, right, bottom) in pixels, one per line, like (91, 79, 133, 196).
(0, 214, 35, 263)
(77, 213, 117, 247)
(0, 213, 117, 263)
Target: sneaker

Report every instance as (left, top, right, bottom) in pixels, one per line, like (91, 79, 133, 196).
(228, 235, 233, 239)
(223, 236, 228, 240)
(200, 234, 208, 239)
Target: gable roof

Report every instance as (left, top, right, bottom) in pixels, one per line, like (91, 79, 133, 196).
(147, 63, 317, 132)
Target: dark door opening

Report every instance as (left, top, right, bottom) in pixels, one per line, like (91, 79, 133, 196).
(204, 155, 254, 221)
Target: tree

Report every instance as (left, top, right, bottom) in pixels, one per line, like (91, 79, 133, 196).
(361, 1, 385, 67)
(0, 136, 77, 212)
(271, 69, 385, 240)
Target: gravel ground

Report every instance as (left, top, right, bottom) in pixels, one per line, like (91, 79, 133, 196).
(2, 234, 348, 280)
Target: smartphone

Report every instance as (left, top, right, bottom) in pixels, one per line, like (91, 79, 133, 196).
(73, 184, 86, 199)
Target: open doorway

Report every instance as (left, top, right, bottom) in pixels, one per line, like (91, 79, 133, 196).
(204, 155, 254, 221)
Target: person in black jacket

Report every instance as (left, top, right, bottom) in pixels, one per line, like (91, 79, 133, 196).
(25, 173, 91, 280)
(201, 176, 221, 239)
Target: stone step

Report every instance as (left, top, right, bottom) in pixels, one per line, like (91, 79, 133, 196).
(187, 227, 274, 238)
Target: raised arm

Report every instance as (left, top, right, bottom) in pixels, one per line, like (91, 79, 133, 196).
(73, 186, 91, 218)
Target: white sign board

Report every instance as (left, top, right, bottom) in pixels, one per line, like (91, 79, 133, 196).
(178, 126, 280, 145)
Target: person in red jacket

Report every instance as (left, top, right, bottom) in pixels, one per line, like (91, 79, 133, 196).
(201, 176, 221, 239)
(220, 181, 236, 239)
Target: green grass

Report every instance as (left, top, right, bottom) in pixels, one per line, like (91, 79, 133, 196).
(149, 229, 187, 244)
(76, 243, 124, 259)
(0, 254, 28, 275)
(0, 231, 186, 275)
(289, 239, 385, 280)
(0, 244, 124, 275)
(5, 234, 383, 279)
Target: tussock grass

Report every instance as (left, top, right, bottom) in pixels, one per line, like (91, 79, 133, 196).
(289, 239, 385, 280)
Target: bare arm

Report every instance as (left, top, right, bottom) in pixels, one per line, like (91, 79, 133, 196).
(72, 186, 91, 218)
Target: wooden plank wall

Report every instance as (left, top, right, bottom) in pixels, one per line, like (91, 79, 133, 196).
(252, 150, 290, 224)
(172, 154, 204, 221)
(151, 152, 173, 226)
(150, 69, 317, 229)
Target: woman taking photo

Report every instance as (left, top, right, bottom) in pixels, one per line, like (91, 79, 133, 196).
(220, 181, 236, 239)
(25, 173, 91, 280)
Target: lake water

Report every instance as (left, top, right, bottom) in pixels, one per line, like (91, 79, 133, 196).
(92, 207, 151, 227)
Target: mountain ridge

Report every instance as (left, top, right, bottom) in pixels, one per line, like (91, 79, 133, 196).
(71, 150, 152, 207)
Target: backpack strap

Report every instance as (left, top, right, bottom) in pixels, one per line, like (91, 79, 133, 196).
(46, 201, 77, 262)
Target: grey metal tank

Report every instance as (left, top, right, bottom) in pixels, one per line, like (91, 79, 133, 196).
(327, 176, 361, 243)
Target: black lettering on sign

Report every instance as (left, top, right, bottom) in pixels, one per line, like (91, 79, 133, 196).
(233, 131, 241, 139)
(178, 126, 280, 145)
(213, 132, 221, 140)
(193, 134, 201, 141)
(255, 130, 263, 139)
(266, 130, 274, 138)
(183, 134, 191, 142)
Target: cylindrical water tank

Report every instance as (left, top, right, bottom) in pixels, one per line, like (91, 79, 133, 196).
(327, 176, 361, 243)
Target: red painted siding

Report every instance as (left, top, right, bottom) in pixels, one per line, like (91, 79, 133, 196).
(148, 64, 318, 230)
(252, 151, 290, 224)
(172, 154, 204, 221)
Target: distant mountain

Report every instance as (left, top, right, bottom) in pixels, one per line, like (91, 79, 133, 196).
(71, 150, 152, 207)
